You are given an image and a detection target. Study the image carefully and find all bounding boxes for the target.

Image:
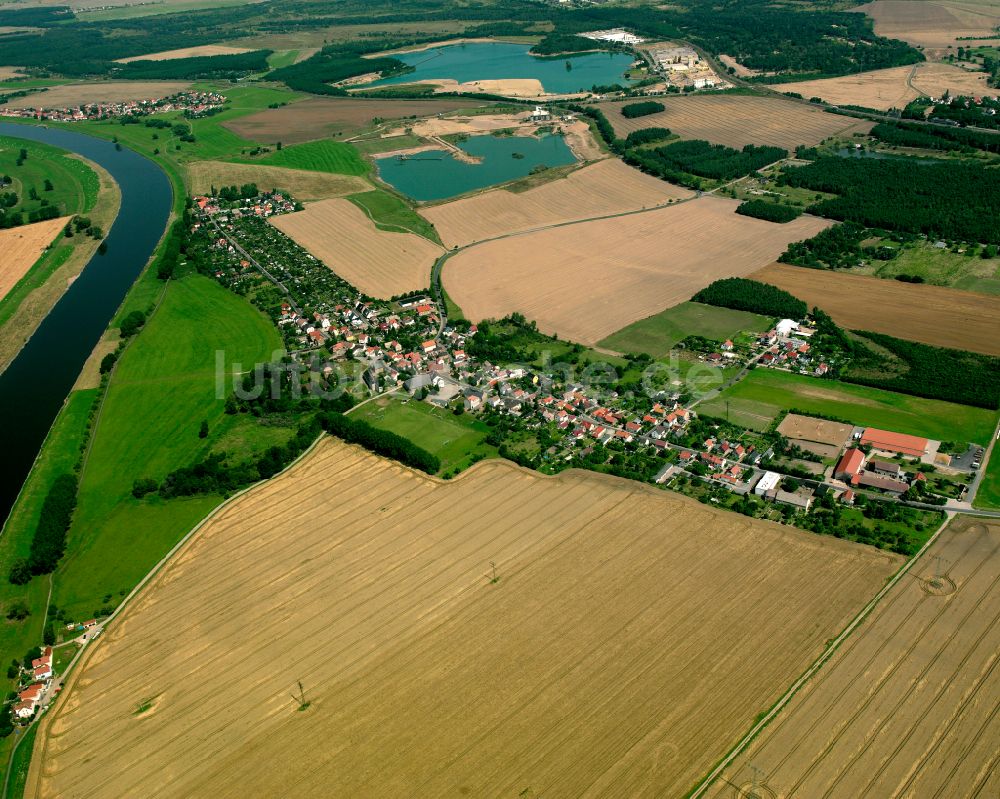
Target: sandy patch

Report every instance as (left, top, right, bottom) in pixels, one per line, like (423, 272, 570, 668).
(718, 54, 759, 77)
(422, 159, 692, 248)
(1, 81, 191, 109)
(270, 198, 443, 298)
(27, 439, 898, 799)
(777, 413, 855, 448)
(0, 67, 27, 81)
(115, 45, 253, 63)
(0, 217, 70, 302)
(444, 196, 831, 345)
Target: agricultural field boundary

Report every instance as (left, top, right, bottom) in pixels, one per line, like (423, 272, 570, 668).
(688, 511, 954, 799)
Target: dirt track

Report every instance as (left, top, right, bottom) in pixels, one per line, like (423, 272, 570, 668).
(27, 439, 898, 799)
(707, 515, 1000, 799)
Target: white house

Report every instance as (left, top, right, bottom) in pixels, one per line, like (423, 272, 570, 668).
(776, 319, 799, 337)
(754, 471, 781, 496)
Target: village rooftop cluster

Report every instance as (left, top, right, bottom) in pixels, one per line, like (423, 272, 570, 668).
(0, 91, 226, 122)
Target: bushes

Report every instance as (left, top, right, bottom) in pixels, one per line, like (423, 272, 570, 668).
(321, 412, 439, 474)
(621, 101, 665, 118)
(9, 474, 78, 584)
(156, 219, 185, 280)
(736, 200, 801, 223)
(624, 127, 672, 147)
(692, 277, 806, 318)
(119, 309, 146, 337)
(779, 221, 867, 269)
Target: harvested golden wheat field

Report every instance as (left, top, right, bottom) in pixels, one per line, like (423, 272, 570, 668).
(115, 45, 252, 63)
(780, 62, 990, 110)
(0, 217, 69, 302)
(444, 197, 830, 344)
(707, 515, 1000, 799)
(420, 160, 692, 248)
(187, 161, 367, 201)
(856, 0, 1000, 48)
(752, 263, 1000, 357)
(27, 439, 899, 799)
(1, 82, 191, 109)
(599, 95, 873, 150)
(270, 198, 442, 297)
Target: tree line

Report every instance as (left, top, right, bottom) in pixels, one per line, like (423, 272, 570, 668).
(8, 474, 78, 585)
(320, 412, 440, 474)
(736, 199, 801, 223)
(621, 101, 665, 119)
(870, 121, 1000, 155)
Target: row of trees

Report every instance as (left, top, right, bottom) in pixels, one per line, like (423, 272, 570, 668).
(8, 474, 79, 585)
(870, 121, 1000, 155)
(781, 157, 1000, 243)
(692, 277, 806, 318)
(320, 412, 440, 474)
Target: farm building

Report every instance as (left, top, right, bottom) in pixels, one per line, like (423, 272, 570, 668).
(859, 428, 929, 458)
(834, 448, 865, 481)
(753, 471, 781, 496)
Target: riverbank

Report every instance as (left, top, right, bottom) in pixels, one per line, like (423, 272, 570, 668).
(0, 157, 121, 375)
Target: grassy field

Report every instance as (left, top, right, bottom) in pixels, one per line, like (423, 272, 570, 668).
(974, 444, 1000, 510)
(599, 301, 773, 357)
(252, 139, 369, 176)
(699, 369, 999, 444)
(0, 135, 99, 221)
(51, 274, 282, 622)
(351, 397, 495, 474)
(7, 723, 37, 799)
(75, 0, 258, 21)
(870, 242, 1000, 296)
(347, 188, 442, 244)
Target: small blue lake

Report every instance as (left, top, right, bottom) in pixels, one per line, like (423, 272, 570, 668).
(370, 41, 636, 94)
(376, 132, 577, 201)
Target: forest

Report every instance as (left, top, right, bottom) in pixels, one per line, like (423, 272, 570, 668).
(780, 157, 1000, 243)
(735, 200, 801, 223)
(692, 277, 806, 318)
(869, 121, 1000, 154)
(117, 50, 272, 80)
(779, 222, 869, 269)
(630, 140, 787, 182)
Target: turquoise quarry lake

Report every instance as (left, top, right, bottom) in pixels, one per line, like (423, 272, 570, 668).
(376, 132, 576, 201)
(369, 41, 636, 94)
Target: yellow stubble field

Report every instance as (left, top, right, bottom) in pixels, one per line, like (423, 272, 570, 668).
(707, 515, 1000, 799)
(27, 439, 900, 799)
(420, 159, 692, 248)
(270, 198, 443, 297)
(0, 216, 69, 301)
(444, 197, 830, 344)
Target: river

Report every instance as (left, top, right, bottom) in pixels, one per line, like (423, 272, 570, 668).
(0, 123, 173, 526)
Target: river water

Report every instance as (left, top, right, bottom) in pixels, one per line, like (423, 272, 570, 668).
(0, 123, 173, 525)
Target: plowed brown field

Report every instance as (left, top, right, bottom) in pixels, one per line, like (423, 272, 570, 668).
(752, 263, 1000, 357)
(444, 197, 830, 344)
(224, 96, 488, 144)
(780, 62, 990, 110)
(0, 216, 69, 301)
(599, 95, 873, 150)
(188, 161, 367, 201)
(856, 0, 1000, 49)
(420, 159, 692, 248)
(707, 515, 1000, 799)
(26, 439, 898, 799)
(270, 198, 442, 297)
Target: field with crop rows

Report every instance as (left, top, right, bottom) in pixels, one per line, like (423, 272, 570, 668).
(752, 263, 1000, 357)
(443, 197, 829, 344)
(599, 95, 873, 150)
(0, 217, 70, 302)
(187, 161, 367, 201)
(271, 198, 442, 297)
(420, 159, 691, 248)
(27, 439, 899, 799)
(707, 515, 1000, 799)
(856, 0, 1000, 49)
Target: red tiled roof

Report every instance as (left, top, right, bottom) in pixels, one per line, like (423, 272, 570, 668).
(860, 428, 928, 458)
(835, 448, 865, 478)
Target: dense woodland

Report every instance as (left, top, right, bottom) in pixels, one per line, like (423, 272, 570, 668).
(623, 127, 673, 147)
(736, 199, 801, 223)
(779, 222, 870, 269)
(869, 121, 1000, 155)
(630, 140, 786, 183)
(781, 157, 1000, 243)
(8, 474, 78, 585)
(621, 101, 665, 118)
(692, 278, 806, 318)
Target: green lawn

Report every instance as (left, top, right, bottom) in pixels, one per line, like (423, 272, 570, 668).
(0, 389, 97, 686)
(352, 397, 496, 474)
(974, 442, 1000, 510)
(700, 369, 999, 445)
(0, 134, 100, 220)
(252, 139, 369, 176)
(266, 50, 300, 69)
(51, 274, 283, 621)
(599, 302, 773, 357)
(870, 241, 1000, 295)
(347, 188, 441, 245)
(5, 723, 37, 799)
